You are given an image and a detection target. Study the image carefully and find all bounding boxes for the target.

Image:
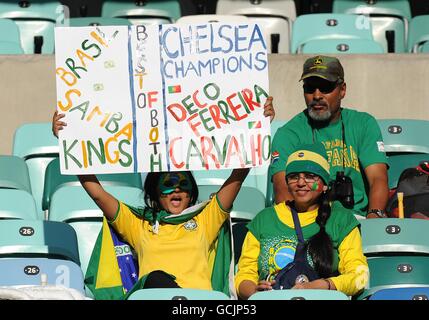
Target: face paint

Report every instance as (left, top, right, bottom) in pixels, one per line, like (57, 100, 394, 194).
(311, 181, 324, 192)
(158, 172, 192, 194)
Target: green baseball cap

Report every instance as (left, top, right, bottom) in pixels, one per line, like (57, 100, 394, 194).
(300, 55, 344, 83)
(285, 142, 331, 184)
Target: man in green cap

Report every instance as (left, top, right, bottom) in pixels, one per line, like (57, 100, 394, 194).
(269, 55, 389, 219)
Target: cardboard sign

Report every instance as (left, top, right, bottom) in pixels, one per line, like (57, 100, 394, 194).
(55, 23, 270, 174)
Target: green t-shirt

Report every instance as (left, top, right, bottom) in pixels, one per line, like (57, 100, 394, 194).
(269, 108, 388, 214)
(247, 201, 359, 281)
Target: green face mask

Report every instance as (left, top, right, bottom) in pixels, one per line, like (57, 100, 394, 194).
(158, 172, 193, 195)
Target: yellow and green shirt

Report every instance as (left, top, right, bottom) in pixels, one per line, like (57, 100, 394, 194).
(110, 197, 229, 290)
(235, 201, 369, 296)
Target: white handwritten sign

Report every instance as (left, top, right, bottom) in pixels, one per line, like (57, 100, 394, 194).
(55, 23, 270, 174)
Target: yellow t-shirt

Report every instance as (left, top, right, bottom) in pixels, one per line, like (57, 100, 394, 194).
(110, 197, 229, 290)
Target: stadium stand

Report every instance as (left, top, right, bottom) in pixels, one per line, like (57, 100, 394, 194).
(333, 0, 412, 53)
(216, 0, 296, 53)
(291, 13, 374, 53)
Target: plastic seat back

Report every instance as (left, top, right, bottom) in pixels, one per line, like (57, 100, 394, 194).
(360, 218, 429, 256)
(0, 257, 85, 294)
(0, 155, 32, 193)
(0, 219, 80, 265)
(13, 122, 59, 218)
(301, 38, 384, 54)
(101, 0, 181, 24)
(386, 153, 429, 189)
(291, 13, 374, 53)
(176, 14, 249, 24)
(333, 0, 411, 53)
(408, 15, 429, 52)
(0, 1, 64, 53)
(0, 18, 21, 43)
(369, 287, 429, 300)
(42, 157, 142, 211)
(0, 40, 24, 54)
(127, 288, 230, 300)
(216, 0, 296, 53)
(0, 189, 38, 220)
(197, 185, 265, 221)
(249, 289, 349, 300)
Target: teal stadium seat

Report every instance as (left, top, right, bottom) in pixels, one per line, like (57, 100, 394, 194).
(0, 0, 64, 54)
(333, 0, 411, 53)
(101, 0, 181, 25)
(301, 38, 384, 54)
(0, 257, 85, 294)
(408, 15, 429, 53)
(175, 14, 249, 24)
(369, 287, 429, 300)
(197, 185, 265, 221)
(0, 189, 38, 220)
(42, 157, 143, 211)
(421, 42, 429, 53)
(216, 0, 297, 53)
(0, 18, 21, 43)
(377, 119, 429, 189)
(67, 17, 131, 27)
(360, 219, 429, 256)
(0, 155, 32, 193)
(249, 289, 349, 300)
(290, 13, 374, 53)
(0, 219, 80, 265)
(358, 256, 429, 300)
(127, 288, 230, 300)
(0, 40, 24, 54)
(13, 122, 59, 218)
(48, 184, 143, 278)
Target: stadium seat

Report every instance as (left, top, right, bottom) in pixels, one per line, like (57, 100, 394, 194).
(101, 0, 181, 25)
(377, 119, 429, 189)
(0, 219, 80, 265)
(368, 286, 429, 300)
(13, 123, 58, 218)
(0, 41, 24, 54)
(0, 0, 64, 54)
(291, 13, 374, 53)
(358, 256, 429, 300)
(42, 157, 143, 211)
(197, 185, 265, 221)
(408, 15, 429, 53)
(0, 155, 32, 193)
(360, 218, 429, 256)
(0, 257, 85, 295)
(176, 14, 249, 24)
(0, 18, 22, 43)
(127, 288, 230, 300)
(67, 17, 132, 27)
(48, 184, 144, 276)
(422, 42, 429, 53)
(0, 189, 38, 220)
(301, 38, 384, 54)
(333, 0, 411, 53)
(216, 0, 296, 53)
(249, 289, 349, 300)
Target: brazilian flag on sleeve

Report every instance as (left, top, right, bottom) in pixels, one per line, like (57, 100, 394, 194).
(84, 201, 236, 300)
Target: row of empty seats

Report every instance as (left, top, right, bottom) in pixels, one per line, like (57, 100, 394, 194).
(0, 0, 428, 54)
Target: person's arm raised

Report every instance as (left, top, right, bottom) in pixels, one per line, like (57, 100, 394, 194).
(52, 110, 119, 221)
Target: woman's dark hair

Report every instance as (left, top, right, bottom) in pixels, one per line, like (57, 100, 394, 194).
(143, 171, 199, 211)
(306, 190, 334, 278)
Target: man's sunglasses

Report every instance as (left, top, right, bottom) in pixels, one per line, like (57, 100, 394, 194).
(303, 80, 340, 94)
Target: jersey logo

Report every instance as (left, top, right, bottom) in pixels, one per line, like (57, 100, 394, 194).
(183, 219, 198, 231)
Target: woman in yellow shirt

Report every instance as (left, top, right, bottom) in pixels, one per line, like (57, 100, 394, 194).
(235, 142, 369, 299)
